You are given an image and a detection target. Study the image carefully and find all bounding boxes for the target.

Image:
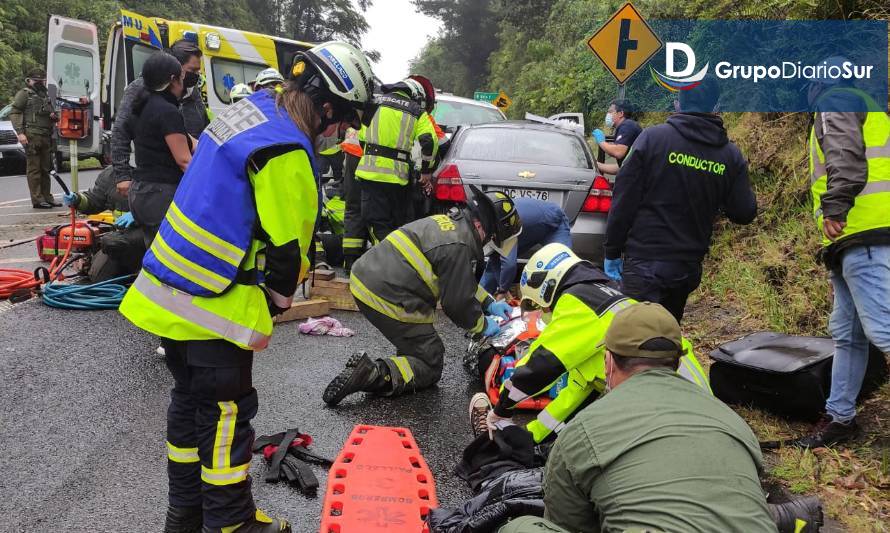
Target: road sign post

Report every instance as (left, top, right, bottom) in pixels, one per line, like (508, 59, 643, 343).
(494, 90, 512, 112)
(587, 3, 662, 93)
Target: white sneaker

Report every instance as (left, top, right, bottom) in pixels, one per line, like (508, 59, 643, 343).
(469, 392, 492, 438)
(156, 345, 166, 356)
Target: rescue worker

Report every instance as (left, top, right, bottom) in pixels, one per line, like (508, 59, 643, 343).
(405, 74, 444, 219)
(10, 68, 60, 209)
(229, 83, 253, 103)
(62, 166, 145, 281)
(119, 41, 374, 533)
(603, 77, 757, 322)
(592, 99, 642, 176)
(480, 198, 572, 298)
(253, 68, 284, 91)
(340, 127, 367, 272)
(323, 188, 522, 406)
(480, 244, 710, 444)
(789, 57, 890, 448)
(112, 39, 208, 198)
(355, 77, 438, 243)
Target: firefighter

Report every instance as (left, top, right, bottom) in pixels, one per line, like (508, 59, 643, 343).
(323, 187, 522, 406)
(480, 243, 710, 444)
(340, 127, 367, 272)
(119, 41, 374, 533)
(355, 77, 439, 243)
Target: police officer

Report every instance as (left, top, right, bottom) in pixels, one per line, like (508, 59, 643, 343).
(478, 244, 709, 444)
(119, 41, 375, 533)
(603, 77, 757, 322)
(323, 188, 522, 406)
(592, 99, 642, 176)
(10, 68, 59, 209)
(355, 77, 438, 243)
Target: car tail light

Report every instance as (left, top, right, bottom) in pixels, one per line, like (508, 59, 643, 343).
(435, 163, 467, 202)
(581, 176, 612, 213)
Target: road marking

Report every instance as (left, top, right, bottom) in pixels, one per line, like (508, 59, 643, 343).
(0, 211, 68, 217)
(0, 257, 40, 265)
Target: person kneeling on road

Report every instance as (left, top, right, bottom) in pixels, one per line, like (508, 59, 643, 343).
(323, 187, 522, 406)
(484, 243, 709, 444)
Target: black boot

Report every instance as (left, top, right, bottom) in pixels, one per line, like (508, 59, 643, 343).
(323, 353, 389, 406)
(769, 496, 823, 532)
(164, 505, 202, 533)
(203, 510, 290, 533)
(789, 417, 859, 449)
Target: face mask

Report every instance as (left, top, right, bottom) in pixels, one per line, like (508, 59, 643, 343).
(541, 311, 553, 324)
(604, 112, 614, 128)
(183, 71, 200, 89)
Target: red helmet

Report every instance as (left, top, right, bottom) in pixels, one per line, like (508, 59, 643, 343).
(408, 74, 436, 113)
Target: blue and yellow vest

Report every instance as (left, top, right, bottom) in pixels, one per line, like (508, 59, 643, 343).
(142, 90, 316, 297)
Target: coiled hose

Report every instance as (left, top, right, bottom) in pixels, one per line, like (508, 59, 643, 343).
(42, 274, 135, 310)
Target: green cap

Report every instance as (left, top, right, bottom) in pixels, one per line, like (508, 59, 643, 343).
(605, 302, 683, 359)
(27, 68, 46, 80)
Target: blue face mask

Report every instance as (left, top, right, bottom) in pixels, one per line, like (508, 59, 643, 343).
(604, 112, 614, 128)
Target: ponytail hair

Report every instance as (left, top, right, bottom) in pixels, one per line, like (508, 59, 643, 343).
(133, 51, 182, 115)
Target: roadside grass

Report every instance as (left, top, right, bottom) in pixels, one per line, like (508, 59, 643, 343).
(682, 112, 890, 531)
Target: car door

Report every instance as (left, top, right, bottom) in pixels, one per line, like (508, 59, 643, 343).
(47, 15, 102, 159)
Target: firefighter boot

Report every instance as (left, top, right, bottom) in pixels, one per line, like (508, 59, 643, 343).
(322, 353, 390, 406)
(768, 496, 823, 532)
(202, 510, 290, 533)
(164, 505, 202, 533)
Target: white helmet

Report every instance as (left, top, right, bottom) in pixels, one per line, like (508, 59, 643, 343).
(519, 243, 584, 309)
(254, 67, 284, 88)
(293, 41, 375, 110)
(229, 83, 253, 103)
(402, 78, 427, 107)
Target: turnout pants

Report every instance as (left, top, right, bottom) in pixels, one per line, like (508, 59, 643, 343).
(355, 299, 445, 396)
(359, 179, 408, 245)
(342, 153, 367, 265)
(164, 338, 257, 528)
(128, 180, 178, 248)
(25, 135, 53, 205)
(620, 257, 703, 323)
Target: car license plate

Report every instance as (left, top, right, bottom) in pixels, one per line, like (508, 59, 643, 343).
(505, 188, 561, 205)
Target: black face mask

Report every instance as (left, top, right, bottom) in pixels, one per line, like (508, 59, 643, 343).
(183, 71, 200, 89)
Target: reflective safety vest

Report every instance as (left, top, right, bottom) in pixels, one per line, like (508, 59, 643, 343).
(356, 92, 432, 186)
(141, 90, 315, 297)
(810, 89, 890, 247)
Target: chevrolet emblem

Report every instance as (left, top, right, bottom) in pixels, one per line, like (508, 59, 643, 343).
(518, 171, 536, 179)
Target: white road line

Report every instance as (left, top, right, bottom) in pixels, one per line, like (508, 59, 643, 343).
(0, 211, 68, 217)
(0, 257, 40, 265)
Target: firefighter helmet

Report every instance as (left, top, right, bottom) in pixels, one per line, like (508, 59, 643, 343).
(468, 185, 522, 257)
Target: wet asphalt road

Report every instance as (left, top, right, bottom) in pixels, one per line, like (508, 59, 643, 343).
(0, 298, 479, 532)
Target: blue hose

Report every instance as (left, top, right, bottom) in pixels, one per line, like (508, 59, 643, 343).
(42, 275, 135, 310)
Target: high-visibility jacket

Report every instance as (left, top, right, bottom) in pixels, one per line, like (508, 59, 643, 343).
(356, 91, 438, 186)
(350, 209, 493, 334)
(810, 88, 890, 247)
(493, 263, 711, 443)
(120, 92, 318, 351)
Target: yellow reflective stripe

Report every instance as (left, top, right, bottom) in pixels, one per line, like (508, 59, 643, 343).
(167, 202, 244, 266)
(387, 231, 439, 298)
(201, 463, 250, 486)
(349, 274, 434, 324)
(470, 314, 485, 334)
(343, 238, 364, 248)
(166, 441, 199, 463)
(389, 356, 415, 383)
(213, 401, 238, 469)
(475, 285, 491, 304)
(152, 234, 229, 293)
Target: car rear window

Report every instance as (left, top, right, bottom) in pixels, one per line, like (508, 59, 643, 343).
(433, 101, 504, 127)
(456, 128, 590, 168)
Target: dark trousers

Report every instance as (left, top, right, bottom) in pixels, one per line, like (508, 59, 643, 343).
(355, 299, 445, 396)
(359, 180, 407, 245)
(25, 135, 53, 205)
(128, 180, 178, 247)
(620, 258, 703, 323)
(163, 339, 257, 528)
(342, 153, 367, 264)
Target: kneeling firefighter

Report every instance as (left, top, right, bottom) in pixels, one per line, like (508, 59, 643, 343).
(119, 41, 374, 533)
(486, 244, 711, 443)
(323, 188, 522, 406)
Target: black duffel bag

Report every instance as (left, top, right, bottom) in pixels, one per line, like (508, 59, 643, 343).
(709, 332, 888, 421)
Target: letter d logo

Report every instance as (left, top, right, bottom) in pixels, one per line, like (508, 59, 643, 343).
(666, 43, 696, 77)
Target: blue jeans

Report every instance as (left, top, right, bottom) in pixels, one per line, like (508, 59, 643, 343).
(826, 244, 890, 422)
(480, 220, 572, 294)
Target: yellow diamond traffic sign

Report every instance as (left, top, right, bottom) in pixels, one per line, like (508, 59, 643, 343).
(587, 3, 662, 84)
(494, 90, 512, 111)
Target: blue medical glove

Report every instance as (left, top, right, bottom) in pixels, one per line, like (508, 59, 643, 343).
(482, 316, 500, 338)
(604, 258, 623, 281)
(115, 212, 135, 228)
(487, 300, 513, 321)
(592, 128, 606, 144)
(62, 192, 79, 207)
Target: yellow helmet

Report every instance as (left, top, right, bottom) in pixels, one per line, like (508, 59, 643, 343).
(519, 243, 584, 309)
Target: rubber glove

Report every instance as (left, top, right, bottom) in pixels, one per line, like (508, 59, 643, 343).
(592, 128, 606, 144)
(604, 258, 623, 281)
(487, 299, 513, 321)
(115, 212, 135, 228)
(62, 192, 79, 207)
(482, 316, 500, 338)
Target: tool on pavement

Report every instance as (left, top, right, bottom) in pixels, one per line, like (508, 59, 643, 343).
(252, 429, 332, 496)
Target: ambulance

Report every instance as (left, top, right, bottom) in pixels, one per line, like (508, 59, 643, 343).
(46, 10, 314, 166)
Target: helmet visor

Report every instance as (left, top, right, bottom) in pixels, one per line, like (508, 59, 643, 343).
(490, 233, 519, 257)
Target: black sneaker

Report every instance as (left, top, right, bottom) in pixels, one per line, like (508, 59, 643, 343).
(322, 353, 383, 406)
(164, 505, 202, 533)
(203, 510, 290, 533)
(32, 201, 53, 209)
(789, 417, 859, 449)
(769, 495, 823, 532)
(468, 392, 492, 438)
